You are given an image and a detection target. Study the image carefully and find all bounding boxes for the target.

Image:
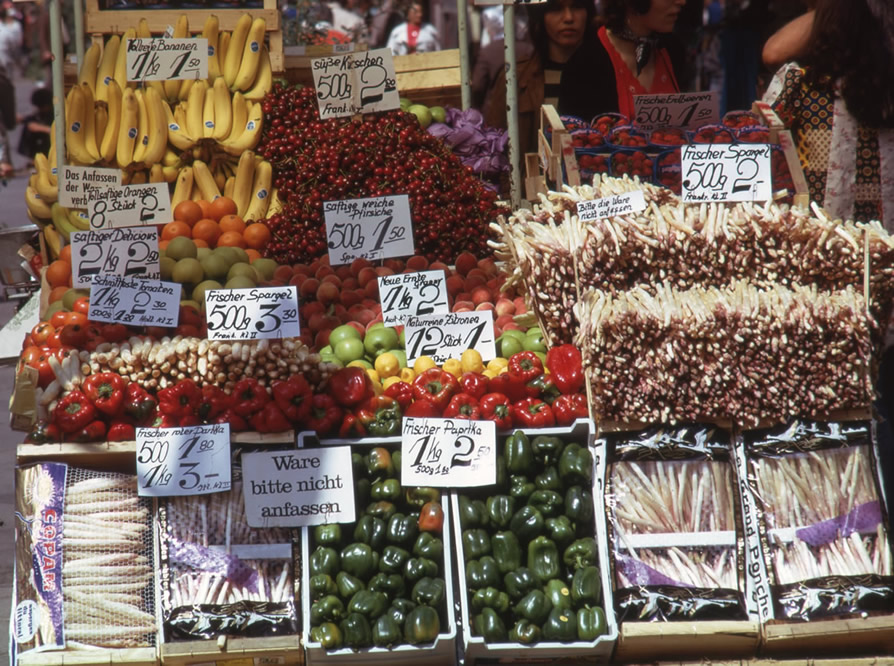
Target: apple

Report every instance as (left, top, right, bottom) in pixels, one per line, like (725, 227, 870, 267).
(334, 337, 366, 364)
(364, 326, 399, 358)
(330, 324, 362, 346)
(497, 334, 524, 358)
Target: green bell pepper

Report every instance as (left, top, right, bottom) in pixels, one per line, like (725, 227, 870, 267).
(462, 528, 491, 559)
(544, 578, 572, 611)
(372, 614, 403, 647)
(577, 606, 606, 641)
(310, 595, 345, 624)
(379, 545, 410, 574)
(368, 404, 402, 437)
(413, 532, 443, 560)
(534, 465, 562, 491)
(528, 536, 561, 583)
(387, 512, 420, 546)
(309, 573, 338, 601)
(563, 538, 599, 570)
(348, 589, 389, 619)
(404, 605, 441, 645)
(368, 572, 405, 600)
(509, 474, 536, 500)
(513, 589, 552, 624)
(365, 500, 397, 521)
(406, 487, 440, 508)
(354, 515, 386, 551)
(458, 494, 489, 528)
(543, 607, 577, 642)
(565, 486, 594, 525)
(545, 515, 576, 549)
(392, 449, 402, 474)
(558, 442, 593, 485)
(495, 453, 509, 490)
(310, 546, 340, 578)
(340, 611, 372, 648)
(571, 565, 602, 606)
(336, 571, 364, 600)
(366, 447, 394, 478)
(504, 567, 538, 601)
(510, 618, 542, 645)
(314, 524, 343, 547)
(405, 556, 439, 583)
(355, 477, 371, 507)
(466, 555, 501, 590)
(341, 542, 378, 581)
(510, 505, 544, 543)
(487, 494, 516, 528)
(371, 478, 402, 502)
(352, 452, 365, 478)
(504, 430, 534, 475)
(386, 597, 416, 626)
(471, 586, 510, 614)
(492, 531, 522, 574)
(532, 435, 565, 465)
(411, 576, 446, 607)
(473, 607, 508, 643)
(528, 490, 563, 517)
(310, 621, 344, 649)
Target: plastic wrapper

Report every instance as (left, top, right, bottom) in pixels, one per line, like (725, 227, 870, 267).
(604, 426, 747, 622)
(745, 420, 894, 620)
(14, 464, 156, 656)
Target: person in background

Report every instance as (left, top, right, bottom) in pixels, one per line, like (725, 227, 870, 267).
(0, 62, 15, 178)
(387, 0, 440, 55)
(472, 10, 531, 112)
(764, 0, 894, 229)
(17, 86, 51, 167)
(761, 4, 814, 69)
(0, 4, 23, 75)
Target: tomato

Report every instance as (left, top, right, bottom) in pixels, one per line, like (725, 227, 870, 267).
(21, 333, 34, 350)
(31, 322, 55, 345)
(73, 297, 90, 315)
(65, 311, 89, 328)
(21, 345, 44, 368)
(59, 323, 89, 348)
(100, 323, 129, 343)
(46, 329, 63, 348)
(23, 348, 54, 388)
(144, 326, 168, 339)
(50, 310, 69, 329)
(179, 304, 202, 327)
(175, 323, 201, 338)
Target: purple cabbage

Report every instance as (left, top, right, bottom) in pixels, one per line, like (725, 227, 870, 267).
(427, 107, 509, 179)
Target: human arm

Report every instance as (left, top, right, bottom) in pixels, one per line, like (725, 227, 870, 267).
(762, 10, 815, 68)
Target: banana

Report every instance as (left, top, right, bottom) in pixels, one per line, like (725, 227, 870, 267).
(224, 175, 235, 199)
(185, 79, 207, 139)
(220, 100, 263, 156)
(25, 186, 54, 220)
(211, 76, 232, 140)
(244, 159, 272, 221)
(202, 85, 216, 139)
(149, 163, 165, 183)
(266, 187, 284, 218)
(229, 91, 248, 141)
(192, 159, 222, 201)
(137, 18, 151, 38)
(51, 202, 74, 240)
(162, 148, 181, 168)
(178, 77, 195, 102)
(114, 28, 137, 90)
(100, 79, 122, 163)
(33, 153, 58, 202)
(142, 86, 169, 166)
(43, 224, 62, 260)
(162, 165, 180, 183)
(202, 15, 221, 81)
(94, 103, 109, 151)
(131, 88, 150, 164)
(213, 166, 226, 191)
(130, 170, 148, 185)
(171, 165, 194, 209)
(163, 14, 189, 101)
(243, 44, 272, 102)
(233, 17, 266, 91)
(223, 14, 252, 88)
(65, 86, 97, 165)
(68, 208, 91, 231)
(79, 82, 102, 162)
(47, 127, 58, 184)
(232, 149, 255, 217)
(218, 31, 230, 76)
(95, 34, 119, 102)
(116, 87, 139, 168)
(164, 101, 196, 151)
(77, 41, 102, 97)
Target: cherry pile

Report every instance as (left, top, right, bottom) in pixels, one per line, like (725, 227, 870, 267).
(257, 84, 504, 265)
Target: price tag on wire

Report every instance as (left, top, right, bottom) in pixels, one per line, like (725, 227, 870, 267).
(402, 417, 496, 487)
(681, 143, 772, 203)
(88, 274, 181, 326)
(404, 310, 496, 365)
(378, 270, 449, 327)
(632, 91, 720, 131)
(204, 286, 301, 340)
(125, 38, 209, 82)
(71, 227, 161, 287)
(87, 182, 172, 229)
(324, 195, 414, 265)
(311, 47, 399, 119)
(136, 424, 232, 497)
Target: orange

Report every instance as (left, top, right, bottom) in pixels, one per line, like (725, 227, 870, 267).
(46, 259, 72, 288)
(173, 200, 204, 227)
(192, 218, 222, 246)
(162, 220, 192, 241)
(217, 230, 247, 248)
(209, 196, 237, 221)
(244, 222, 272, 250)
(193, 238, 210, 249)
(49, 285, 68, 303)
(197, 199, 213, 219)
(219, 214, 246, 234)
(245, 249, 262, 262)
(159, 239, 170, 251)
(59, 245, 72, 264)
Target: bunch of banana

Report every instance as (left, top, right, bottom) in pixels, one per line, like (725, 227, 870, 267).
(169, 150, 273, 220)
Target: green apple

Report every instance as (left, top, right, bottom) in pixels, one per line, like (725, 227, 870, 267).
(364, 326, 399, 358)
(330, 324, 362, 346)
(408, 104, 433, 129)
(523, 328, 548, 353)
(399, 97, 413, 110)
(334, 337, 366, 364)
(497, 334, 524, 358)
(501, 328, 526, 341)
(320, 345, 333, 355)
(320, 354, 344, 368)
(430, 105, 447, 124)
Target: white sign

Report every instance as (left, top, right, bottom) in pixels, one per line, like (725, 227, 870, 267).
(681, 143, 772, 203)
(87, 182, 172, 229)
(311, 48, 399, 119)
(136, 424, 232, 497)
(205, 286, 301, 340)
(88, 275, 181, 327)
(633, 91, 720, 131)
(324, 195, 414, 265)
(402, 418, 496, 487)
(241, 446, 356, 528)
(404, 310, 496, 365)
(71, 227, 161, 287)
(378, 270, 449, 327)
(126, 38, 209, 82)
(59, 165, 121, 208)
(576, 191, 647, 222)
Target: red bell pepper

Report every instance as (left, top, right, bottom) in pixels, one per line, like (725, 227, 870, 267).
(488, 372, 529, 402)
(232, 378, 270, 417)
(154, 413, 180, 428)
(412, 368, 459, 409)
(527, 373, 562, 404)
(305, 394, 344, 434)
(82, 372, 125, 416)
(507, 351, 544, 383)
(339, 412, 369, 438)
(271, 375, 313, 424)
(553, 393, 589, 426)
(158, 379, 202, 420)
(385, 381, 414, 410)
(54, 390, 98, 434)
(179, 414, 201, 427)
(26, 421, 62, 443)
(124, 383, 157, 424)
(546, 344, 584, 395)
(443, 393, 481, 420)
(512, 397, 556, 428)
(479, 392, 513, 430)
(459, 372, 489, 399)
(196, 385, 232, 423)
(215, 408, 248, 432)
(107, 421, 136, 442)
(70, 419, 107, 443)
(328, 367, 373, 408)
(418, 501, 444, 532)
(251, 402, 291, 433)
(404, 398, 442, 418)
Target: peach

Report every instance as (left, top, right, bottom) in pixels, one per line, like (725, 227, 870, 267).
(364, 279, 381, 299)
(335, 265, 352, 280)
(446, 274, 464, 296)
(351, 257, 372, 275)
(333, 304, 348, 320)
(406, 255, 429, 271)
(477, 257, 498, 276)
(340, 289, 362, 308)
(357, 267, 378, 287)
(471, 287, 493, 306)
(316, 281, 340, 305)
(315, 265, 335, 280)
(475, 302, 495, 311)
(495, 314, 515, 329)
(513, 297, 528, 314)
(495, 298, 516, 317)
(453, 300, 474, 312)
(274, 265, 293, 282)
(455, 292, 472, 303)
(455, 251, 478, 276)
(342, 277, 358, 290)
(314, 328, 331, 349)
(463, 275, 486, 291)
(374, 266, 395, 277)
(384, 258, 405, 272)
(321, 274, 342, 288)
(299, 278, 320, 300)
(292, 263, 311, 275)
(503, 321, 523, 331)
(301, 301, 325, 318)
(347, 320, 366, 335)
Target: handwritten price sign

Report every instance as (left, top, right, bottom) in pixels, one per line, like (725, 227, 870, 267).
(378, 270, 449, 327)
(311, 47, 399, 119)
(87, 182, 172, 229)
(404, 310, 496, 365)
(681, 143, 772, 203)
(577, 190, 647, 222)
(402, 418, 496, 487)
(324, 194, 414, 265)
(205, 286, 301, 340)
(71, 227, 161, 287)
(125, 38, 208, 82)
(59, 165, 121, 209)
(88, 275, 181, 327)
(136, 424, 231, 497)
(632, 91, 719, 131)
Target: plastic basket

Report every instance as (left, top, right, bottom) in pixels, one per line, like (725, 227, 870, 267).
(690, 124, 735, 144)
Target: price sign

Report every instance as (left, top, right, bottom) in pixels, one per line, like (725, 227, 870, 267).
(87, 182, 172, 229)
(241, 446, 356, 527)
(71, 227, 161, 287)
(311, 47, 399, 119)
(402, 418, 496, 487)
(681, 143, 772, 203)
(205, 286, 301, 340)
(88, 274, 181, 326)
(404, 311, 496, 365)
(577, 190, 647, 222)
(125, 38, 208, 82)
(324, 195, 414, 265)
(136, 424, 231, 497)
(59, 165, 122, 208)
(632, 91, 719, 131)
(378, 270, 449, 327)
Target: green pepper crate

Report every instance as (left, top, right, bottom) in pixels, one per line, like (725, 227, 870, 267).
(297, 432, 458, 666)
(451, 419, 618, 664)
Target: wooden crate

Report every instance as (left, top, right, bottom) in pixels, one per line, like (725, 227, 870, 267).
(160, 634, 302, 666)
(615, 620, 761, 662)
(16, 648, 158, 665)
(525, 104, 581, 200)
(282, 43, 369, 88)
(761, 616, 894, 658)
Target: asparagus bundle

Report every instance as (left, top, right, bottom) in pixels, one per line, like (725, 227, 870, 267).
(616, 547, 737, 590)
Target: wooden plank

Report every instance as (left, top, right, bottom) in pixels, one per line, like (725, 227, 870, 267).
(395, 68, 459, 92)
(17, 647, 157, 665)
(762, 616, 894, 657)
(393, 49, 459, 74)
(615, 620, 760, 662)
(160, 635, 302, 666)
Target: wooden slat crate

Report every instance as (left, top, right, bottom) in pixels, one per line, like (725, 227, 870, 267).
(282, 43, 368, 88)
(16, 648, 158, 665)
(615, 620, 761, 662)
(160, 635, 302, 666)
(761, 616, 894, 658)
